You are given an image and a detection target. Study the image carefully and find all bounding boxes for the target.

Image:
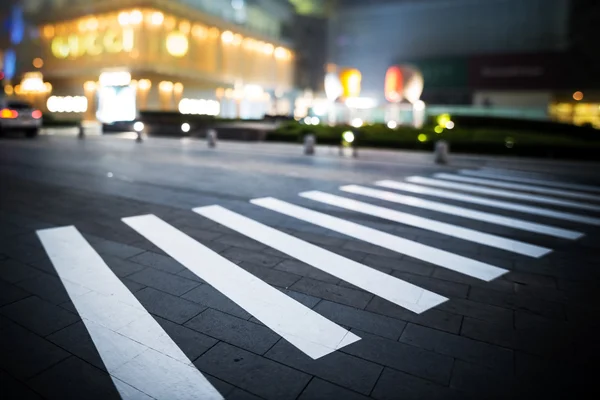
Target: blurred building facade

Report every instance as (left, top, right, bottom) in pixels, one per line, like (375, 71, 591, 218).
(3, 0, 296, 122)
(329, 0, 600, 127)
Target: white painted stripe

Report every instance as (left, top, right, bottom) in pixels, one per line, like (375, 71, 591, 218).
(251, 197, 508, 282)
(36, 226, 223, 400)
(300, 191, 551, 258)
(405, 176, 600, 212)
(434, 173, 600, 202)
(194, 205, 448, 314)
(122, 214, 360, 360)
(459, 169, 600, 194)
(376, 180, 600, 226)
(340, 185, 583, 240)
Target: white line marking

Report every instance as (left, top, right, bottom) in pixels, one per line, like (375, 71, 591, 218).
(300, 191, 551, 258)
(405, 176, 600, 212)
(459, 169, 600, 194)
(434, 173, 600, 202)
(340, 185, 583, 240)
(36, 226, 223, 400)
(122, 214, 360, 360)
(376, 180, 600, 226)
(194, 205, 447, 314)
(251, 197, 508, 282)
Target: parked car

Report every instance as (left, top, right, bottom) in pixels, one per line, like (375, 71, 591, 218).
(0, 97, 43, 137)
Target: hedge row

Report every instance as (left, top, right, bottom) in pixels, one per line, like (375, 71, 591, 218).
(268, 121, 600, 159)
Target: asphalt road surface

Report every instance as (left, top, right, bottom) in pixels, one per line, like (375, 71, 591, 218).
(1, 134, 599, 400)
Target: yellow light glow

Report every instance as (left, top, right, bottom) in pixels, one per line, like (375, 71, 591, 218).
(233, 34, 243, 46)
(350, 118, 363, 128)
(173, 82, 184, 94)
(263, 43, 274, 55)
(4, 85, 14, 95)
(418, 133, 428, 142)
(122, 28, 134, 52)
(209, 27, 220, 39)
(274, 47, 288, 60)
(159, 81, 174, 92)
(87, 18, 99, 31)
(138, 79, 151, 90)
(342, 131, 355, 143)
(44, 82, 52, 93)
(434, 126, 444, 134)
(83, 81, 97, 91)
(179, 20, 191, 34)
(221, 30, 234, 44)
(573, 91, 584, 101)
(118, 12, 130, 26)
(216, 88, 225, 98)
(437, 113, 451, 127)
(192, 24, 207, 39)
(14, 85, 22, 95)
(225, 88, 233, 98)
(151, 11, 164, 26)
(164, 16, 176, 30)
(166, 32, 189, 57)
(33, 58, 44, 68)
(130, 10, 143, 25)
(43, 25, 55, 39)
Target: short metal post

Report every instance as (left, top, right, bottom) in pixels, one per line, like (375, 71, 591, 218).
(304, 134, 315, 155)
(434, 140, 449, 164)
(78, 124, 85, 139)
(207, 129, 217, 148)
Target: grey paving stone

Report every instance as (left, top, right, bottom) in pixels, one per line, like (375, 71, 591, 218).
(154, 317, 218, 361)
(279, 288, 321, 308)
(15, 272, 74, 305)
(0, 317, 69, 379)
(182, 284, 252, 319)
(371, 367, 467, 400)
(135, 287, 206, 324)
(391, 271, 470, 299)
(468, 286, 566, 320)
(227, 389, 265, 400)
(320, 244, 369, 263)
(194, 342, 311, 400)
(238, 261, 301, 288)
(177, 268, 206, 283)
(366, 296, 463, 334)
(400, 323, 514, 372)
(214, 234, 267, 251)
(313, 300, 407, 340)
(121, 278, 146, 293)
(0, 258, 41, 283)
(437, 298, 514, 325)
(28, 356, 122, 400)
(342, 240, 397, 258)
(298, 378, 371, 400)
(431, 267, 515, 294)
(47, 321, 107, 371)
(502, 270, 556, 289)
(127, 268, 200, 296)
(220, 247, 284, 267)
(204, 374, 236, 398)
(275, 259, 341, 284)
(460, 317, 573, 360)
(1, 296, 79, 336)
(128, 251, 186, 274)
(0, 370, 44, 400)
(102, 255, 147, 277)
(86, 236, 145, 259)
(363, 254, 435, 276)
(450, 360, 533, 399)
(266, 339, 382, 395)
(0, 278, 31, 306)
(342, 329, 454, 385)
(185, 308, 279, 355)
(289, 231, 348, 247)
(290, 278, 373, 309)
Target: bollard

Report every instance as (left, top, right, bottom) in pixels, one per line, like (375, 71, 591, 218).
(78, 124, 85, 139)
(303, 134, 316, 155)
(434, 140, 449, 164)
(207, 129, 217, 148)
(133, 121, 144, 142)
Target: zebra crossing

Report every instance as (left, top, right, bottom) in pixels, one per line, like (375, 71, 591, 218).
(35, 169, 600, 399)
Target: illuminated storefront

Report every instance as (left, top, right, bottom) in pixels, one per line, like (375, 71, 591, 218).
(31, 7, 294, 122)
